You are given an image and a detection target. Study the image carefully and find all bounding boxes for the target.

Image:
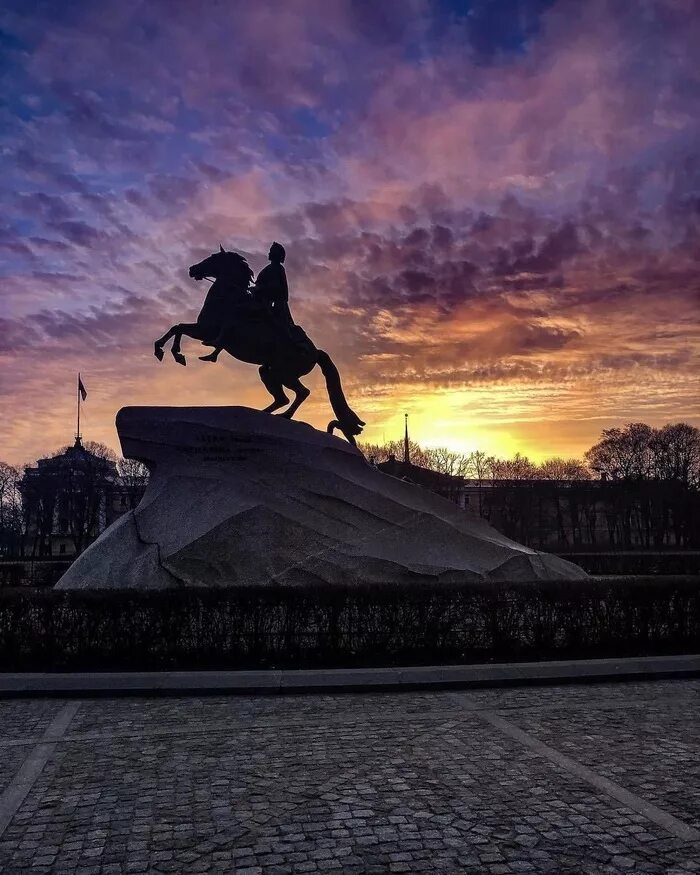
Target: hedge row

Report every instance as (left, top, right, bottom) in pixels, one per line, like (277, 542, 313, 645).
(0, 576, 698, 671)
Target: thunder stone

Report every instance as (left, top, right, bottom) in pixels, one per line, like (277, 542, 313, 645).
(57, 406, 586, 589)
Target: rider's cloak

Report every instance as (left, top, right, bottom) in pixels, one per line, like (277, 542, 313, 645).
(254, 262, 295, 332)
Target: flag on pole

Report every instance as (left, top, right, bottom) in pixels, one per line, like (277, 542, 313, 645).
(78, 375, 87, 401)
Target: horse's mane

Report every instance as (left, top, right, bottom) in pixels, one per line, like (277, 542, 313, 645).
(223, 251, 254, 286)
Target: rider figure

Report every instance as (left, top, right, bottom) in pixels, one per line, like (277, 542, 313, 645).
(255, 242, 295, 336)
(200, 242, 294, 363)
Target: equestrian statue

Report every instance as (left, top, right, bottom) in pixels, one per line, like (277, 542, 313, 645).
(154, 243, 365, 445)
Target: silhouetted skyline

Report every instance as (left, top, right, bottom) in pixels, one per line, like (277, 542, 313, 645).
(2, 0, 699, 464)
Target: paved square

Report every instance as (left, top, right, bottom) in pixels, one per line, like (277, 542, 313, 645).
(0, 680, 698, 873)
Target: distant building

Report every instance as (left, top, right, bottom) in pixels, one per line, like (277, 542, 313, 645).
(376, 455, 468, 509)
(374, 463, 699, 548)
(20, 438, 144, 558)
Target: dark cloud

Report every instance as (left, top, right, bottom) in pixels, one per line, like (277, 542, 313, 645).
(495, 220, 582, 274)
(0, 317, 41, 353)
(49, 220, 107, 248)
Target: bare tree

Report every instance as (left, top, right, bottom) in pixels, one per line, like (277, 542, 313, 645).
(468, 450, 494, 481)
(490, 452, 538, 480)
(651, 423, 700, 485)
(466, 450, 495, 517)
(585, 423, 655, 480)
(538, 457, 590, 480)
(117, 457, 150, 508)
(422, 447, 472, 477)
(0, 462, 22, 557)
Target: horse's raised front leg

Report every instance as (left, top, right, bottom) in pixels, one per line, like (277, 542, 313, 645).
(169, 322, 201, 366)
(280, 377, 310, 420)
(154, 325, 179, 361)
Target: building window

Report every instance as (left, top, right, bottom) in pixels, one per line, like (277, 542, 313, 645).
(59, 544, 66, 554)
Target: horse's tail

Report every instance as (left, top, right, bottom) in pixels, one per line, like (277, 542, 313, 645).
(316, 350, 365, 446)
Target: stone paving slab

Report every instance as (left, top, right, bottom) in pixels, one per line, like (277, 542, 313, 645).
(0, 680, 698, 873)
(0, 748, 29, 798)
(0, 699, 68, 739)
(1, 653, 699, 698)
(509, 701, 700, 833)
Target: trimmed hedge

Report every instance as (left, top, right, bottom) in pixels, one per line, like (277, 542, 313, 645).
(0, 576, 698, 671)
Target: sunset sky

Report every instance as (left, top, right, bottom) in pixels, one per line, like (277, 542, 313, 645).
(1, 0, 699, 466)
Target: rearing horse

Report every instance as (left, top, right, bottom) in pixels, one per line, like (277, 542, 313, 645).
(154, 247, 365, 444)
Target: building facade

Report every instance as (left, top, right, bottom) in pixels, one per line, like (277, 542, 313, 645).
(374, 460, 698, 549)
(20, 438, 145, 558)
(376, 456, 469, 509)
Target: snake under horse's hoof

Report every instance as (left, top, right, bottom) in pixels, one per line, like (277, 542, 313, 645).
(154, 343, 164, 361)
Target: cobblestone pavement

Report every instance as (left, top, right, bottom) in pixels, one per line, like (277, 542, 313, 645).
(0, 680, 699, 873)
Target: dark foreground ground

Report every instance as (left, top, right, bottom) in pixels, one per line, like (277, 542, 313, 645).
(0, 680, 699, 874)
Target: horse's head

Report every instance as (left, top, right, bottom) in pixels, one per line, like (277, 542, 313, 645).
(189, 245, 254, 287)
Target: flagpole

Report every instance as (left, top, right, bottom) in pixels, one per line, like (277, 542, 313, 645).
(77, 372, 81, 442)
(404, 412, 409, 465)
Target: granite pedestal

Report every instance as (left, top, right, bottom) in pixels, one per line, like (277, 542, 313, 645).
(57, 407, 586, 589)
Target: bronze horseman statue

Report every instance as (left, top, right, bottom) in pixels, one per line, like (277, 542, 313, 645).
(154, 244, 365, 445)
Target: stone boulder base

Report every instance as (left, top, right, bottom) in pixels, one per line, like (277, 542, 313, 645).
(57, 407, 586, 589)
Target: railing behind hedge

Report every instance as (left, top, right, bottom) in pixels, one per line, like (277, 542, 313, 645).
(558, 552, 700, 575)
(0, 576, 698, 671)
